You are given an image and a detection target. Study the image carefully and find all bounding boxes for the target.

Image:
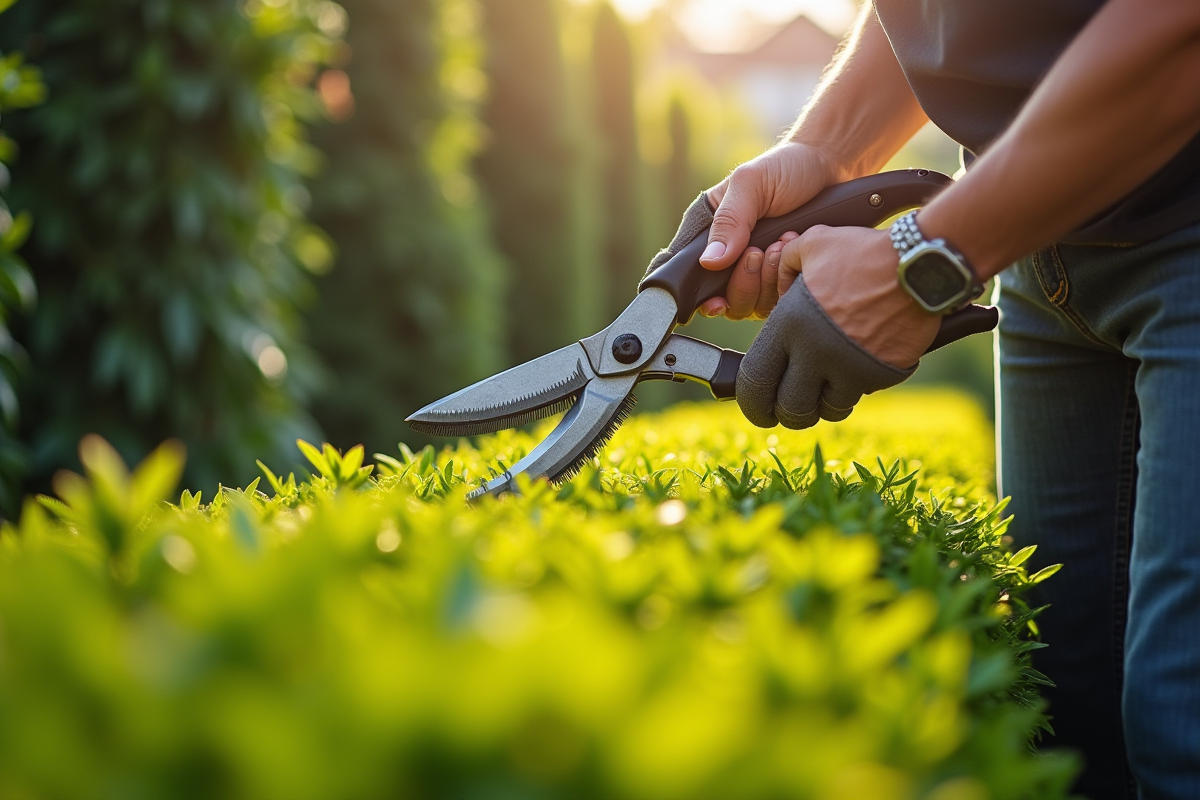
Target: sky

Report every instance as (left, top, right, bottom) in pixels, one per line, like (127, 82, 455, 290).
(607, 0, 859, 50)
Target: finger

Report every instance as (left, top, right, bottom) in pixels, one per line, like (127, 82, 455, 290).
(763, 239, 791, 297)
(698, 297, 727, 317)
(818, 380, 862, 424)
(777, 227, 819, 297)
(754, 247, 780, 319)
(702, 165, 764, 271)
(736, 338, 788, 428)
(724, 247, 764, 320)
(773, 359, 822, 430)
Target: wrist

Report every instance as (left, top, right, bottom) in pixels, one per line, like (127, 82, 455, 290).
(889, 211, 984, 315)
(777, 137, 860, 185)
(914, 196, 1008, 281)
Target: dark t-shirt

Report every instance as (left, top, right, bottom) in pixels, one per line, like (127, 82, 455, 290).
(874, 0, 1200, 245)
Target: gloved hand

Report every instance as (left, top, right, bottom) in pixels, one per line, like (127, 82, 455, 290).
(736, 273, 916, 429)
(643, 191, 715, 280)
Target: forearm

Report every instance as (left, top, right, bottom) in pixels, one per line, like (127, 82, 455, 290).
(919, 0, 1200, 279)
(787, 3, 929, 181)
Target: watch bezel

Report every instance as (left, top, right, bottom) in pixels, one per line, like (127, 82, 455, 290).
(897, 239, 978, 315)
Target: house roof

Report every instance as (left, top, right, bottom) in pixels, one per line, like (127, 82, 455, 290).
(661, 13, 838, 81)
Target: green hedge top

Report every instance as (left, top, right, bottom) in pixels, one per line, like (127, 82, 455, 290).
(0, 393, 1077, 800)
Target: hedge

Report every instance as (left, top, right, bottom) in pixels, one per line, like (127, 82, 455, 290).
(0, 0, 341, 498)
(0, 391, 1078, 799)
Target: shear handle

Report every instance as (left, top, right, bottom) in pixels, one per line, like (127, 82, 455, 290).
(640, 168, 954, 325)
(641, 305, 1000, 402)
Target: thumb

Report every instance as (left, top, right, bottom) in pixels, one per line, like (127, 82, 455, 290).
(702, 167, 763, 271)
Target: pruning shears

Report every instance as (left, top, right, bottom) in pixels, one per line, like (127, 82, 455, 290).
(407, 169, 998, 499)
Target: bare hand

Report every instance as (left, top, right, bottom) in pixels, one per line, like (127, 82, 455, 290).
(697, 142, 840, 319)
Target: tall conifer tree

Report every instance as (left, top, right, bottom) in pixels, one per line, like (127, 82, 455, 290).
(666, 94, 698, 215)
(591, 2, 643, 318)
(308, 0, 505, 455)
(474, 0, 583, 363)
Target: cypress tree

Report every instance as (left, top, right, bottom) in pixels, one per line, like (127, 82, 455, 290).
(665, 94, 698, 216)
(307, 0, 505, 455)
(474, 0, 583, 362)
(591, 2, 643, 318)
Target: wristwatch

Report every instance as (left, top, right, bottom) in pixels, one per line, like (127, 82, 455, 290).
(889, 210, 984, 315)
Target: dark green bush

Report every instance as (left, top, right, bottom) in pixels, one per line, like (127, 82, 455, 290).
(306, 0, 505, 456)
(0, 0, 45, 515)
(0, 0, 341, 496)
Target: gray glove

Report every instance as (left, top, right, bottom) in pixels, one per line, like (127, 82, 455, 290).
(736, 274, 915, 429)
(643, 191, 715, 280)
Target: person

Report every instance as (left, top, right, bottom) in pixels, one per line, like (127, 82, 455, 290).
(648, 2, 1200, 797)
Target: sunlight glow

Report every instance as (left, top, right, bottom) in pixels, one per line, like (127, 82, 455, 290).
(607, 0, 858, 49)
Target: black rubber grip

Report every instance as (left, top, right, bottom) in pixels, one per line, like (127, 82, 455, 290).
(926, 303, 999, 352)
(709, 348, 743, 400)
(639, 168, 954, 324)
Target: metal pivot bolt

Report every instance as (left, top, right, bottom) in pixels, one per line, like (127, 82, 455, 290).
(869, 193, 883, 207)
(611, 334, 642, 364)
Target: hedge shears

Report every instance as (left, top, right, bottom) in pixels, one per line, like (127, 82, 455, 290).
(407, 169, 998, 499)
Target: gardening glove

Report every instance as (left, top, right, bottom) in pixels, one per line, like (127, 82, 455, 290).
(642, 191, 715, 280)
(736, 273, 916, 429)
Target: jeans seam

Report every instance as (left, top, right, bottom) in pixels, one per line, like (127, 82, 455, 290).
(1033, 247, 1111, 348)
(1113, 360, 1139, 799)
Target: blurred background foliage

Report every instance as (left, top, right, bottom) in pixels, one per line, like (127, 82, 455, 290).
(0, 0, 991, 511)
(306, 0, 506, 460)
(0, 0, 342, 510)
(0, 0, 45, 514)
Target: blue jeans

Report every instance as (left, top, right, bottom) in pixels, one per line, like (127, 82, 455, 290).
(997, 221, 1200, 800)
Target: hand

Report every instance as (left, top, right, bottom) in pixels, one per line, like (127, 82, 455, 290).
(696, 142, 841, 319)
(779, 225, 940, 368)
(735, 225, 940, 430)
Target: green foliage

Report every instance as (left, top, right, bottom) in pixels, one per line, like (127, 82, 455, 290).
(475, 0, 589, 363)
(591, 1, 645, 319)
(307, 0, 505, 456)
(0, 391, 1078, 798)
(0, 0, 341, 497)
(664, 93, 700, 216)
(0, 0, 45, 516)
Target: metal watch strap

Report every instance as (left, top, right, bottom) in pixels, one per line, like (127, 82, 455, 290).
(889, 210, 984, 314)
(889, 210, 925, 257)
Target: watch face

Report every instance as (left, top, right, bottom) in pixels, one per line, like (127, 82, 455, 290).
(905, 250, 969, 309)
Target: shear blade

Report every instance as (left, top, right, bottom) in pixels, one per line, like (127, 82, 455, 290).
(467, 372, 639, 499)
(406, 342, 593, 436)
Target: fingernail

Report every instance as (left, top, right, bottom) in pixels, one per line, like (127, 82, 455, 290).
(701, 241, 726, 262)
(745, 252, 762, 274)
(767, 250, 779, 267)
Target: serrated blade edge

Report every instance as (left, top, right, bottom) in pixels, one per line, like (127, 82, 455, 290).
(407, 342, 594, 436)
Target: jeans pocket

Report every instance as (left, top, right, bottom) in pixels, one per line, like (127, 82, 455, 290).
(1032, 245, 1108, 346)
(1032, 246, 1068, 305)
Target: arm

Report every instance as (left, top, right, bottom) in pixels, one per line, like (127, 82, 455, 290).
(786, 0, 1200, 367)
(701, 4, 928, 319)
(918, 0, 1200, 279)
